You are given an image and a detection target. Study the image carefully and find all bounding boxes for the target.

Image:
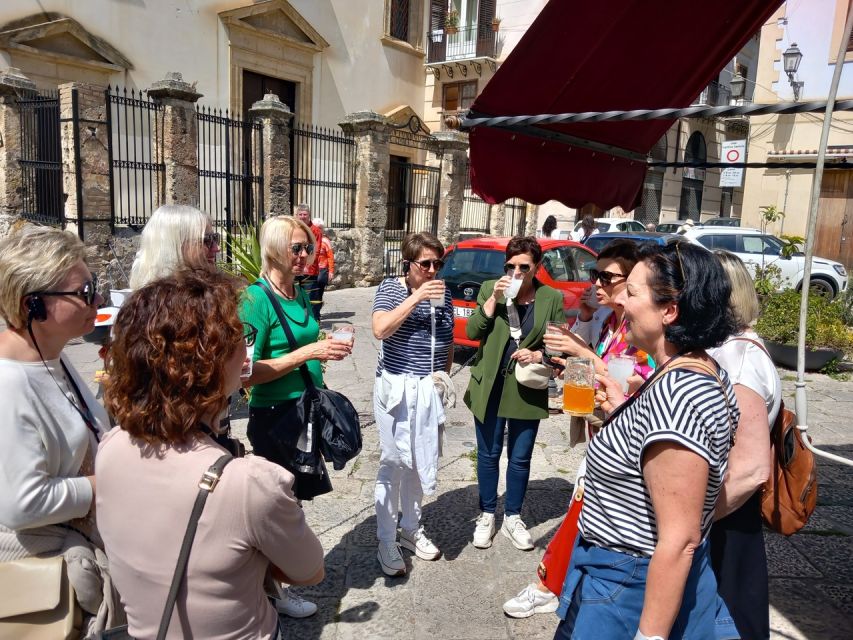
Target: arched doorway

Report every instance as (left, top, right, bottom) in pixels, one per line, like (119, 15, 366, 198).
(679, 131, 706, 220)
(634, 133, 667, 226)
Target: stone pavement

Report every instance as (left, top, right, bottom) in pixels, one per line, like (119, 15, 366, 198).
(64, 285, 853, 640)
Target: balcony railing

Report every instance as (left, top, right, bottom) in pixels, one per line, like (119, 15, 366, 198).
(691, 80, 732, 107)
(426, 24, 497, 63)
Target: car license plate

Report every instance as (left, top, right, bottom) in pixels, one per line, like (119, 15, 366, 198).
(454, 306, 474, 318)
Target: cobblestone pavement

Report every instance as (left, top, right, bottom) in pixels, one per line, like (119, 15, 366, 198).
(65, 285, 853, 640)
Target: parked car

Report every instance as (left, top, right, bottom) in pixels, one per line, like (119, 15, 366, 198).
(656, 222, 682, 233)
(702, 217, 741, 227)
(681, 227, 848, 298)
(583, 231, 678, 254)
(570, 217, 646, 235)
(437, 237, 597, 347)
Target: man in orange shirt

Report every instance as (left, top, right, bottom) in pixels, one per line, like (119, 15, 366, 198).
(295, 203, 323, 318)
(313, 218, 335, 320)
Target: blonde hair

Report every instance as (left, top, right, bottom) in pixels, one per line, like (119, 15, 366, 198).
(129, 205, 211, 289)
(0, 225, 87, 328)
(714, 249, 760, 329)
(260, 215, 316, 273)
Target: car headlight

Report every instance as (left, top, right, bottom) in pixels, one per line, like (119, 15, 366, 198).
(833, 264, 847, 276)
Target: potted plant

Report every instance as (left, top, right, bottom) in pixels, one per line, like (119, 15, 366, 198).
(491, 16, 502, 32)
(445, 9, 459, 35)
(755, 289, 853, 370)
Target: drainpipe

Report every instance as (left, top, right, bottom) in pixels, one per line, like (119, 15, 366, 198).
(780, 169, 791, 235)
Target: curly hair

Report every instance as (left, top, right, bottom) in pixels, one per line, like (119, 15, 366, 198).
(104, 269, 243, 445)
(506, 236, 543, 263)
(639, 241, 738, 351)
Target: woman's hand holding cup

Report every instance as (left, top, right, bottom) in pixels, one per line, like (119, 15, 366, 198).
(491, 275, 512, 303)
(594, 374, 626, 414)
(543, 329, 589, 357)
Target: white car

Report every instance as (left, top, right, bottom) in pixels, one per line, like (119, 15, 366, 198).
(571, 217, 647, 234)
(681, 227, 848, 298)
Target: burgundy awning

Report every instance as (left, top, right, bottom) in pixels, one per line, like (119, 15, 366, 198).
(468, 0, 784, 210)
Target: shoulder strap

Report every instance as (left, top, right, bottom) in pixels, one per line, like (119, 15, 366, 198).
(156, 453, 233, 640)
(506, 300, 522, 345)
(252, 280, 317, 392)
(728, 335, 772, 359)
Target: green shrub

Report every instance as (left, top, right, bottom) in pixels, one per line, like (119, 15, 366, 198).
(221, 226, 262, 283)
(755, 289, 853, 353)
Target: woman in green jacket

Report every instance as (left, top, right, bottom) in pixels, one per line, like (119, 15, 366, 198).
(464, 236, 564, 551)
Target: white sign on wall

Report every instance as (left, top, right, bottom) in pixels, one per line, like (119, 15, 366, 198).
(719, 140, 746, 188)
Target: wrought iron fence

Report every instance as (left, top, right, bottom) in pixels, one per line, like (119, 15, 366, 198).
(290, 122, 355, 227)
(385, 159, 441, 276)
(197, 107, 264, 234)
(107, 87, 164, 227)
(18, 90, 63, 225)
(460, 166, 490, 234)
(504, 198, 528, 236)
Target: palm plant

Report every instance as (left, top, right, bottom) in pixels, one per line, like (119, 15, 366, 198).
(221, 225, 262, 283)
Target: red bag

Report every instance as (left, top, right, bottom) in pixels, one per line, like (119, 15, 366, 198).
(537, 482, 583, 595)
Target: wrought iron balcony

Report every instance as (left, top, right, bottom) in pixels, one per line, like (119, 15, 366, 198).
(426, 24, 497, 63)
(691, 80, 732, 107)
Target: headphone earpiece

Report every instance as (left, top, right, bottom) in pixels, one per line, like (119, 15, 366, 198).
(27, 295, 47, 323)
(402, 261, 410, 274)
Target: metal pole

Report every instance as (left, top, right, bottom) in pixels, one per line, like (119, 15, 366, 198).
(795, 1, 853, 467)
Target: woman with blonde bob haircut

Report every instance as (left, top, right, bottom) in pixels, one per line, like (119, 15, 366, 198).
(129, 204, 221, 289)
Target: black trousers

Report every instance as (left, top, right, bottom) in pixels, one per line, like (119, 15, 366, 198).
(710, 491, 769, 640)
(301, 274, 321, 321)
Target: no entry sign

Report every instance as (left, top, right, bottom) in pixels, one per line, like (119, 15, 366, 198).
(720, 140, 746, 187)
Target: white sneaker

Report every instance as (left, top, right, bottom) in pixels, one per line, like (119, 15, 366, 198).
(501, 514, 534, 550)
(377, 541, 406, 576)
(400, 526, 441, 560)
(273, 588, 317, 618)
(472, 512, 496, 549)
(502, 583, 558, 618)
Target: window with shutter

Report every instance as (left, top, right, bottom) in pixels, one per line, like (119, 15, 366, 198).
(384, 0, 425, 49)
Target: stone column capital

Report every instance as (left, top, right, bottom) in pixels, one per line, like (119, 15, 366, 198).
(0, 67, 36, 99)
(249, 93, 294, 123)
(431, 130, 469, 153)
(146, 72, 202, 103)
(339, 111, 390, 136)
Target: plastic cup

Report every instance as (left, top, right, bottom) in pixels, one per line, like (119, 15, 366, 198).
(607, 355, 636, 394)
(585, 285, 601, 309)
(563, 357, 595, 416)
(544, 322, 564, 356)
(241, 342, 254, 380)
(505, 276, 523, 300)
(331, 322, 355, 344)
(430, 280, 445, 308)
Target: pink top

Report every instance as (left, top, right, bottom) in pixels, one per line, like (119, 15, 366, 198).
(96, 428, 323, 639)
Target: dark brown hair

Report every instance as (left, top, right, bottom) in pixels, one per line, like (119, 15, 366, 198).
(596, 239, 641, 277)
(505, 236, 543, 263)
(104, 269, 243, 445)
(402, 232, 444, 262)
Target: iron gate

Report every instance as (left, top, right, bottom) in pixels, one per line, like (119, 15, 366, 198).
(18, 90, 63, 225)
(504, 198, 528, 236)
(385, 159, 441, 277)
(460, 164, 491, 234)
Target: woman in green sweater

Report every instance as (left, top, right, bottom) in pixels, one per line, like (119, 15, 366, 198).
(464, 236, 565, 552)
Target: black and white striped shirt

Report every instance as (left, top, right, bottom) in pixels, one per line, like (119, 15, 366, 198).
(373, 278, 454, 377)
(580, 367, 739, 557)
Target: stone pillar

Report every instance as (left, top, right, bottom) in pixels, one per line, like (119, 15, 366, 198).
(489, 203, 506, 236)
(339, 111, 391, 286)
(0, 68, 36, 236)
(428, 131, 469, 247)
(525, 203, 539, 236)
(147, 72, 202, 206)
(249, 93, 293, 217)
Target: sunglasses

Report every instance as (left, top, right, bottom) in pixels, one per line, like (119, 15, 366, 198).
(203, 232, 221, 248)
(410, 259, 445, 271)
(589, 269, 627, 286)
(290, 242, 315, 256)
(27, 276, 99, 307)
(243, 323, 258, 347)
(504, 263, 533, 275)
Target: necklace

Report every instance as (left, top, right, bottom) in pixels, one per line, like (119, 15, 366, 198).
(264, 274, 309, 324)
(268, 276, 296, 300)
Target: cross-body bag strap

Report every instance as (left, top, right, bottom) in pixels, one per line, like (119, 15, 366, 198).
(156, 453, 233, 640)
(253, 280, 317, 393)
(506, 299, 522, 347)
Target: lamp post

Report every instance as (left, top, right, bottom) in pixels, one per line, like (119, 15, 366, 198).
(729, 72, 746, 101)
(783, 42, 804, 100)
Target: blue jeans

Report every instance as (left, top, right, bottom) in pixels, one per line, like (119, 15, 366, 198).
(474, 382, 540, 516)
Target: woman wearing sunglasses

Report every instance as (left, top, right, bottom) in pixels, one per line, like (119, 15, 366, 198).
(464, 236, 565, 552)
(238, 215, 352, 617)
(371, 232, 453, 577)
(0, 226, 118, 635)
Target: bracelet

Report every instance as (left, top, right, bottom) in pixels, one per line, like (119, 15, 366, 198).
(634, 631, 665, 640)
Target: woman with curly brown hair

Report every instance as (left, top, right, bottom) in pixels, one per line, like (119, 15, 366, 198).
(96, 269, 323, 639)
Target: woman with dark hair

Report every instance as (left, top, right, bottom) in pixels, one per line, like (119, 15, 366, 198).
(541, 215, 558, 238)
(553, 241, 740, 640)
(465, 236, 565, 551)
(97, 270, 324, 639)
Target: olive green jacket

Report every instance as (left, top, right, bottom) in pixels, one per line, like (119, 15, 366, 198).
(463, 279, 565, 422)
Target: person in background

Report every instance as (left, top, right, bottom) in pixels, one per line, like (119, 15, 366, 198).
(645, 222, 657, 232)
(464, 236, 565, 552)
(570, 215, 599, 244)
(708, 249, 781, 640)
(295, 203, 323, 318)
(129, 204, 219, 289)
(99, 269, 324, 639)
(371, 232, 454, 577)
(541, 215, 558, 239)
(677, 218, 696, 234)
(313, 217, 335, 321)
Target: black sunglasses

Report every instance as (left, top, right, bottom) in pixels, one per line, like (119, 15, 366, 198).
(243, 323, 258, 347)
(504, 263, 533, 275)
(27, 276, 99, 307)
(290, 242, 315, 256)
(589, 268, 627, 287)
(411, 259, 445, 271)
(203, 232, 221, 248)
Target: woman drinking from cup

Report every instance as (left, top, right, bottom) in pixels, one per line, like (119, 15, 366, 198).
(464, 236, 565, 551)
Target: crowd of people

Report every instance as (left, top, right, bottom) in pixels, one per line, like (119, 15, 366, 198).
(0, 204, 781, 640)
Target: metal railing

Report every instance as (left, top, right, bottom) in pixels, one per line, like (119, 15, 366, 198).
(17, 90, 63, 226)
(460, 166, 491, 234)
(504, 198, 527, 236)
(385, 160, 441, 276)
(692, 81, 732, 107)
(427, 24, 498, 63)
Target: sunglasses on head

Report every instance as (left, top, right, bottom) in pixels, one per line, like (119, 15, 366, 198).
(290, 242, 315, 256)
(504, 263, 533, 275)
(203, 232, 221, 248)
(410, 259, 445, 271)
(27, 276, 99, 307)
(243, 323, 258, 347)
(589, 269, 627, 286)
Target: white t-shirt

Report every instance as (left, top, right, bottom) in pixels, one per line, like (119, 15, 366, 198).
(708, 330, 782, 426)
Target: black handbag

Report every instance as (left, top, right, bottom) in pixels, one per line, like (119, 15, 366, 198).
(95, 454, 234, 640)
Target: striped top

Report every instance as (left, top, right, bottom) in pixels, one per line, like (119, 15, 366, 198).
(579, 367, 739, 557)
(373, 278, 454, 377)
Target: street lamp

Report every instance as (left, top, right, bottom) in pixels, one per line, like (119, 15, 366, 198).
(729, 73, 746, 101)
(782, 42, 804, 100)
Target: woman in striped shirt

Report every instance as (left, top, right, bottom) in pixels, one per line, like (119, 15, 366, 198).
(553, 242, 741, 640)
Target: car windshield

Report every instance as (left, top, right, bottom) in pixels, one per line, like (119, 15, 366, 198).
(438, 248, 506, 284)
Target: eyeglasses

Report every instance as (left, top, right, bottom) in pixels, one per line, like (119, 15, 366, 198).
(589, 269, 627, 287)
(411, 259, 445, 271)
(203, 232, 221, 248)
(243, 323, 258, 347)
(504, 263, 533, 275)
(290, 243, 315, 256)
(26, 276, 99, 307)
(675, 242, 687, 283)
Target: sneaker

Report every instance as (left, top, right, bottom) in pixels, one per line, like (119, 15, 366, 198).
(472, 512, 496, 549)
(502, 583, 558, 618)
(501, 514, 534, 550)
(377, 541, 406, 576)
(400, 526, 441, 560)
(273, 588, 318, 618)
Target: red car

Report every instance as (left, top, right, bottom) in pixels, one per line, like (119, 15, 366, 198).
(437, 237, 597, 348)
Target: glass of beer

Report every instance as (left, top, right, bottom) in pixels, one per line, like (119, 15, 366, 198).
(563, 357, 596, 416)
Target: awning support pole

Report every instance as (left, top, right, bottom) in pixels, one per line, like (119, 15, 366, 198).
(796, 0, 853, 468)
